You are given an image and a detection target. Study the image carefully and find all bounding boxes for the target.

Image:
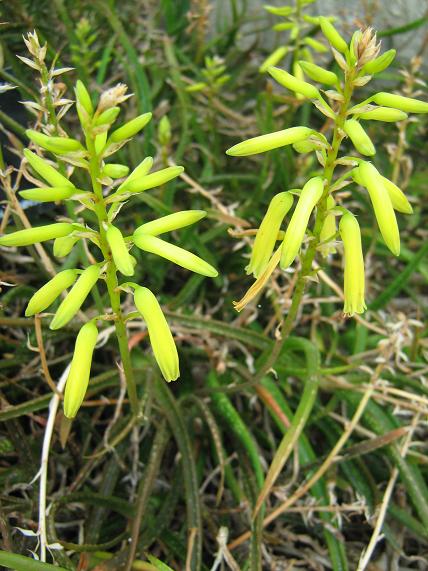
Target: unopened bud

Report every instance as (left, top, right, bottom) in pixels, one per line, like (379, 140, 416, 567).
(50, 265, 101, 330)
(299, 61, 338, 85)
(247, 192, 294, 278)
(0, 222, 73, 247)
(134, 210, 206, 237)
(54, 235, 79, 257)
(319, 17, 348, 53)
(63, 321, 98, 418)
(121, 166, 184, 194)
(26, 269, 78, 316)
(102, 164, 129, 179)
(117, 157, 153, 193)
(226, 126, 312, 156)
(280, 177, 324, 269)
(133, 234, 218, 277)
(268, 66, 320, 99)
(363, 49, 396, 75)
(343, 119, 375, 156)
(106, 224, 134, 276)
(109, 112, 152, 143)
(356, 107, 407, 122)
(372, 92, 428, 114)
(19, 186, 78, 202)
(94, 107, 120, 127)
(134, 286, 179, 382)
(24, 149, 74, 188)
(339, 213, 366, 316)
(26, 130, 84, 154)
(259, 47, 288, 73)
(158, 116, 172, 146)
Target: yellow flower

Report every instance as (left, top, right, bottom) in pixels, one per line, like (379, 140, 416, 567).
(247, 192, 293, 278)
(134, 286, 179, 381)
(226, 127, 312, 156)
(0, 222, 74, 247)
(26, 269, 78, 317)
(50, 265, 101, 330)
(357, 162, 400, 256)
(343, 120, 375, 156)
(64, 321, 98, 419)
(134, 210, 206, 236)
(106, 224, 134, 276)
(133, 233, 217, 277)
(339, 213, 366, 316)
(280, 177, 324, 269)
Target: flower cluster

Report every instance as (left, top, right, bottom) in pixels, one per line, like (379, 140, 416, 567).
(260, 1, 336, 74)
(227, 21, 427, 315)
(0, 81, 217, 418)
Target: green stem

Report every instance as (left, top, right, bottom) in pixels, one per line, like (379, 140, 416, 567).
(86, 137, 139, 417)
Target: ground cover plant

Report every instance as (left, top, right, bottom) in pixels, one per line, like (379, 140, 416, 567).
(0, 1, 428, 570)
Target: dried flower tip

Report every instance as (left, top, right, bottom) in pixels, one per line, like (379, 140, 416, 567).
(98, 83, 130, 113)
(280, 177, 324, 269)
(64, 321, 98, 418)
(0, 222, 74, 247)
(226, 126, 312, 156)
(134, 210, 207, 237)
(133, 233, 218, 277)
(134, 286, 179, 382)
(106, 224, 135, 276)
(355, 27, 381, 68)
(19, 186, 78, 202)
(343, 119, 375, 156)
(299, 61, 338, 86)
(26, 269, 78, 317)
(357, 161, 400, 256)
(372, 92, 428, 114)
(319, 17, 348, 54)
(109, 112, 152, 143)
(247, 192, 294, 278)
(339, 213, 366, 316)
(24, 149, 74, 188)
(267, 66, 320, 99)
(50, 265, 101, 330)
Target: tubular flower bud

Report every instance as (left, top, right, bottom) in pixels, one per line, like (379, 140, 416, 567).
(24, 149, 74, 188)
(94, 107, 120, 126)
(109, 112, 152, 143)
(259, 46, 288, 73)
(19, 186, 78, 202)
(363, 49, 396, 75)
(303, 37, 328, 53)
(357, 162, 400, 256)
(63, 321, 98, 418)
(158, 116, 171, 146)
(117, 157, 153, 193)
(102, 164, 129, 178)
(319, 17, 348, 53)
(75, 80, 93, 116)
(339, 213, 366, 316)
(356, 107, 407, 122)
(267, 66, 320, 99)
(0, 222, 74, 247)
(134, 210, 207, 237)
(372, 92, 428, 114)
(50, 265, 101, 330)
(106, 224, 134, 276)
(380, 177, 413, 214)
(343, 119, 375, 156)
(26, 130, 84, 154)
(264, 5, 294, 16)
(319, 196, 337, 257)
(226, 127, 312, 156)
(298, 61, 338, 85)
(25, 269, 78, 316)
(122, 166, 184, 194)
(133, 234, 218, 277)
(54, 235, 79, 257)
(280, 176, 324, 269)
(247, 192, 294, 278)
(134, 286, 179, 382)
